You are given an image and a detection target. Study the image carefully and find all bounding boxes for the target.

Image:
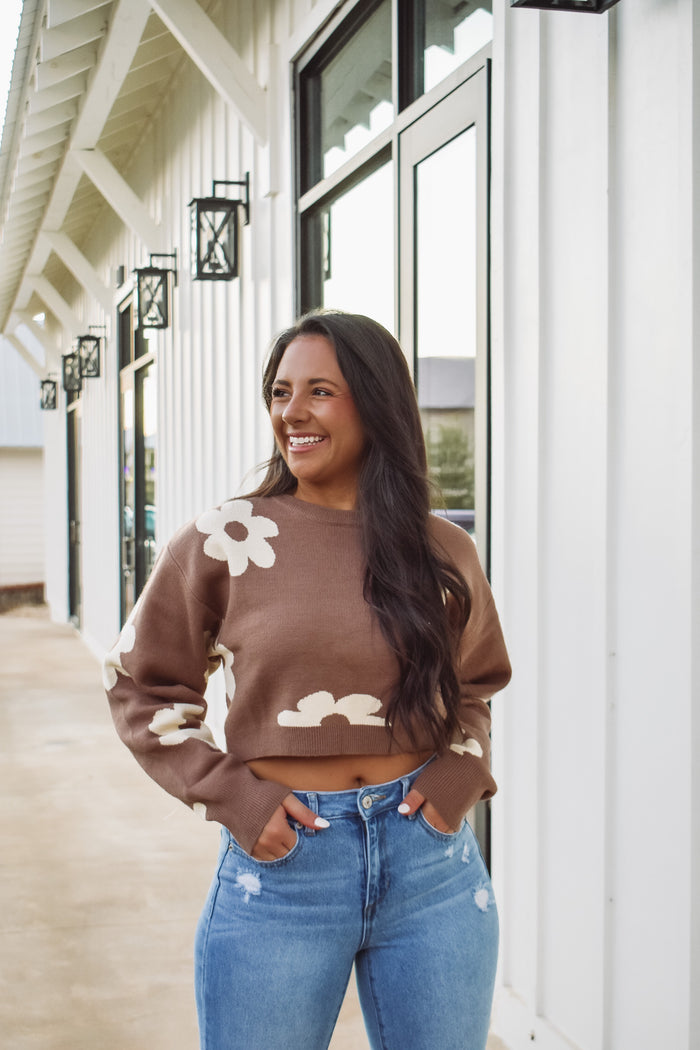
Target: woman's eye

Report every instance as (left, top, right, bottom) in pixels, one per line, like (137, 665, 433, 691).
(313, 388, 331, 396)
(270, 386, 288, 398)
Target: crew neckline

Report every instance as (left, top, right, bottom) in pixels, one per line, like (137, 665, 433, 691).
(271, 494, 361, 527)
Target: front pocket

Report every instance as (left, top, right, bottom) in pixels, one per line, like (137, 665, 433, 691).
(225, 827, 303, 868)
(416, 809, 467, 841)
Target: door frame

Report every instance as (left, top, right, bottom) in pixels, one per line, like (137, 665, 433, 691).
(398, 64, 491, 569)
(66, 395, 82, 628)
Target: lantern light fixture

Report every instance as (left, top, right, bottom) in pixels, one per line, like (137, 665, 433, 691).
(77, 325, 105, 378)
(189, 174, 250, 281)
(40, 378, 57, 410)
(134, 251, 178, 330)
(510, 0, 621, 10)
(62, 350, 82, 393)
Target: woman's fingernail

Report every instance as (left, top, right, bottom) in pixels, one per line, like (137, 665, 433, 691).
(314, 817, 330, 829)
(397, 803, 411, 814)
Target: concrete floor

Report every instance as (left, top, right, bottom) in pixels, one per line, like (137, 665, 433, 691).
(0, 607, 505, 1050)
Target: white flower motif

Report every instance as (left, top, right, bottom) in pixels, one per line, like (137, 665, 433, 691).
(450, 738, 483, 759)
(102, 622, 136, 690)
(196, 499, 278, 577)
(277, 691, 386, 728)
(149, 703, 218, 749)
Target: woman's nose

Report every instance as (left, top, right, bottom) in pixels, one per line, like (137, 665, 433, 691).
(282, 392, 309, 424)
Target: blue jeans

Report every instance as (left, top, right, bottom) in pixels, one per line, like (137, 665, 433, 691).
(194, 759, 498, 1050)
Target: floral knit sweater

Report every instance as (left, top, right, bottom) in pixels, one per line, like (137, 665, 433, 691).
(104, 494, 511, 854)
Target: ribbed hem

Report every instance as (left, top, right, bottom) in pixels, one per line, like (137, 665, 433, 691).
(231, 724, 419, 758)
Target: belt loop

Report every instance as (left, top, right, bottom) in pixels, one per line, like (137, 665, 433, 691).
(306, 791, 319, 814)
(399, 772, 412, 800)
(303, 791, 319, 836)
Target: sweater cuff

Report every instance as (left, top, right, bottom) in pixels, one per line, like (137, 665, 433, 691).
(413, 751, 497, 831)
(204, 775, 292, 856)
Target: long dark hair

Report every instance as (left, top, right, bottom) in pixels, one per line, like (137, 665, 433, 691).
(248, 310, 471, 751)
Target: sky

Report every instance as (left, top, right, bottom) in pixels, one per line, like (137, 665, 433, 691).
(0, 0, 23, 138)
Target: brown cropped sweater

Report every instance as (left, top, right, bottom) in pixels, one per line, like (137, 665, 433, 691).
(104, 495, 511, 854)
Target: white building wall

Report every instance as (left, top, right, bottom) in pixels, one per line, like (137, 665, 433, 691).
(0, 449, 44, 587)
(0, 333, 45, 595)
(491, 1, 697, 1048)
(32, 1, 699, 1047)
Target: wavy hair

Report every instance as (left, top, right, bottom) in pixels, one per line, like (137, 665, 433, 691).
(248, 310, 471, 750)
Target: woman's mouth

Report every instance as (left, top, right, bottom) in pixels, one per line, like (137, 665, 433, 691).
(288, 435, 326, 450)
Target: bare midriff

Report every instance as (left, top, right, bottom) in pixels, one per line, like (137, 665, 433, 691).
(247, 751, 434, 792)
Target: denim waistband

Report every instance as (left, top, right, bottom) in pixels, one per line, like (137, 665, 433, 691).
(291, 755, 436, 821)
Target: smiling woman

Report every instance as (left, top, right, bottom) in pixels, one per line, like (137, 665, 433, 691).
(105, 309, 511, 1050)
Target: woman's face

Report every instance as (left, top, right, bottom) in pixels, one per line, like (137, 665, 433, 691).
(270, 334, 366, 509)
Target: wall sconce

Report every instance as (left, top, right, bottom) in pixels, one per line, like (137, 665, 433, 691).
(40, 379, 57, 410)
(511, 0, 621, 9)
(134, 251, 178, 329)
(189, 174, 250, 281)
(62, 351, 82, 393)
(77, 325, 105, 378)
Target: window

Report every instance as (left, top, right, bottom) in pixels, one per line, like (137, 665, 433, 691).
(118, 295, 157, 623)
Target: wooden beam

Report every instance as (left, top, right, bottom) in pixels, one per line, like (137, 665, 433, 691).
(28, 73, 88, 115)
(19, 125, 71, 157)
(26, 276, 82, 338)
(40, 8, 111, 64)
(148, 0, 268, 144)
(47, 0, 113, 29)
(4, 333, 45, 378)
(41, 231, 113, 314)
(35, 42, 97, 91)
(10, 316, 62, 371)
(25, 100, 79, 138)
(71, 0, 152, 150)
(71, 148, 163, 252)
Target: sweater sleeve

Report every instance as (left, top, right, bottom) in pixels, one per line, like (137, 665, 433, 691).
(103, 538, 290, 855)
(413, 525, 512, 830)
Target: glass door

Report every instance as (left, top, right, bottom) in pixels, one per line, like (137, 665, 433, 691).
(399, 70, 490, 563)
(118, 296, 157, 624)
(67, 397, 82, 627)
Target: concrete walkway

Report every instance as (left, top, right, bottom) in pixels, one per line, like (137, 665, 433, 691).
(0, 608, 505, 1050)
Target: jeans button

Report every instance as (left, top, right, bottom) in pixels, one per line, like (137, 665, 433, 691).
(361, 795, 373, 810)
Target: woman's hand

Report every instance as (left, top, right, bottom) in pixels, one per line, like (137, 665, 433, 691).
(250, 793, 330, 860)
(398, 789, 456, 834)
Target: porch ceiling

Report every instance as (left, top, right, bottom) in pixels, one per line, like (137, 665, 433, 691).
(0, 0, 231, 342)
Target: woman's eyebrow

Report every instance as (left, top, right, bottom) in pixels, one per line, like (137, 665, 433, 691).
(273, 376, 341, 387)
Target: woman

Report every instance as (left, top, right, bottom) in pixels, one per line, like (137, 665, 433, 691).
(104, 310, 511, 1050)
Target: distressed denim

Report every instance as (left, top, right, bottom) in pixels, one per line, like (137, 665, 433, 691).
(194, 759, 498, 1050)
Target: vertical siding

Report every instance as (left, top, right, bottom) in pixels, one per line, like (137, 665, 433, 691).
(0, 338, 44, 447)
(0, 448, 44, 586)
(537, 15, 609, 1049)
(492, 1, 696, 1048)
(606, 3, 692, 1048)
